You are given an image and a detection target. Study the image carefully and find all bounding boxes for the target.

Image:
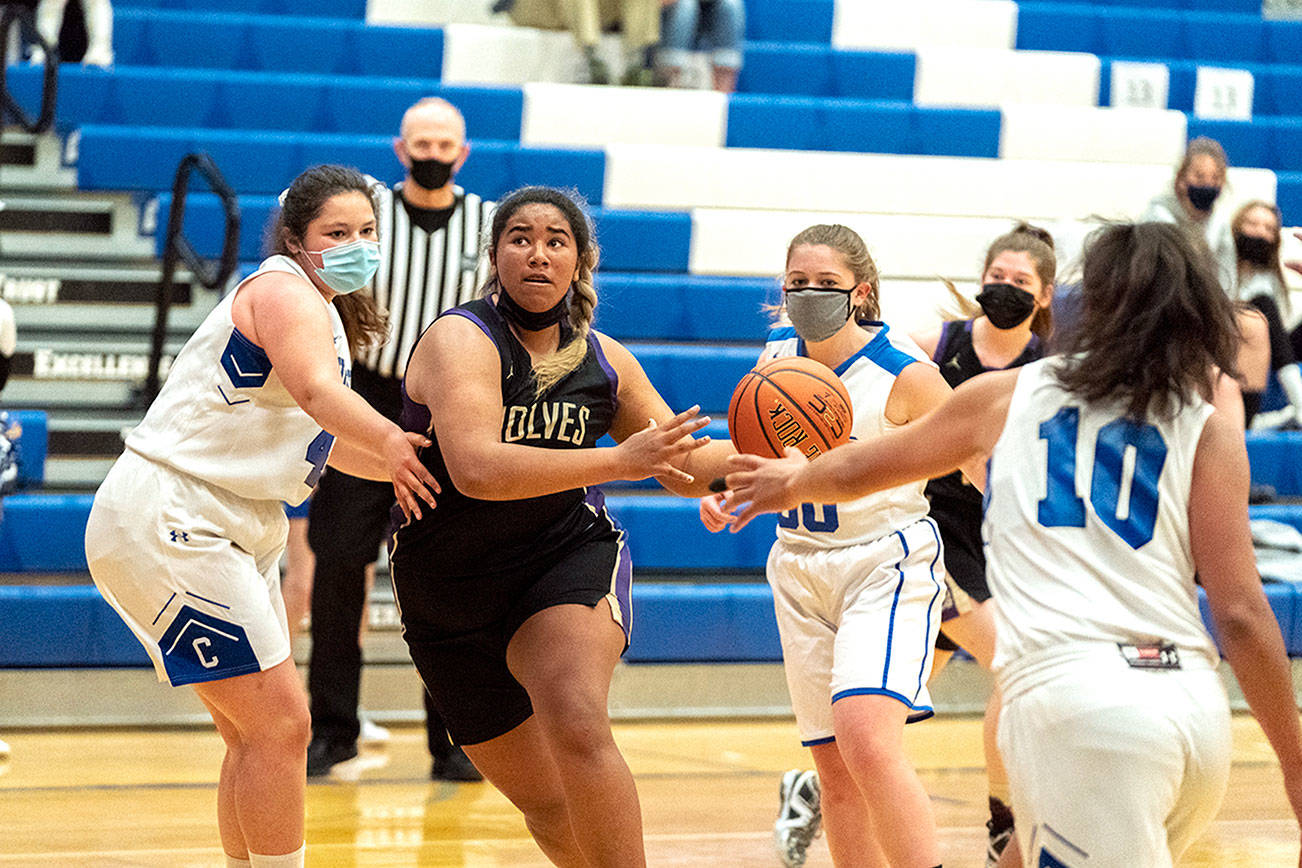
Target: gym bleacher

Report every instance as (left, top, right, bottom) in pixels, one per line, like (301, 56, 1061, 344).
(5, 0, 1302, 724)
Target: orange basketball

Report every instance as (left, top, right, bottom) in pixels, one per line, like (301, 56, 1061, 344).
(728, 356, 853, 459)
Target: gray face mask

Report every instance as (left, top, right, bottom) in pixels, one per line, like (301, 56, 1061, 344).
(784, 287, 854, 343)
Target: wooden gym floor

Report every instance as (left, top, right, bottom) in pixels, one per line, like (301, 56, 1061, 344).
(0, 715, 1296, 867)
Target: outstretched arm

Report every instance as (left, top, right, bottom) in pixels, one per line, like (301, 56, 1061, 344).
(723, 368, 1019, 530)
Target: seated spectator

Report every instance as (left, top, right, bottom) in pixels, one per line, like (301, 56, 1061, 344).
(510, 0, 661, 85)
(657, 0, 745, 93)
(1139, 136, 1236, 293)
(29, 0, 113, 67)
(1232, 201, 1302, 428)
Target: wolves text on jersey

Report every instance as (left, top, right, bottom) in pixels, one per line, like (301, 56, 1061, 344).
(504, 400, 591, 446)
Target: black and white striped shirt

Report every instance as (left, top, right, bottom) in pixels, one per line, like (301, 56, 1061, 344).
(362, 183, 493, 378)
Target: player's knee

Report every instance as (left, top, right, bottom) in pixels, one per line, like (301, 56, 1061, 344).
(255, 702, 311, 757)
(533, 692, 613, 758)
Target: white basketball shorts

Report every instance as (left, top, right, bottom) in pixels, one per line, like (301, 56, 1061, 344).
(85, 449, 292, 687)
(998, 645, 1231, 868)
(768, 517, 945, 745)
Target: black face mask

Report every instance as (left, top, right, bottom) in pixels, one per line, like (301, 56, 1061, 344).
(1234, 232, 1276, 268)
(1186, 184, 1221, 213)
(409, 156, 455, 191)
(496, 286, 571, 332)
(976, 282, 1037, 330)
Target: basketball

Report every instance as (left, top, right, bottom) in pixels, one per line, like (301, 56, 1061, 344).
(728, 356, 853, 459)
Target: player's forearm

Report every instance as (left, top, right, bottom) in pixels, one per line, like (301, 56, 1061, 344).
(445, 440, 624, 501)
(1217, 600, 1302, 771)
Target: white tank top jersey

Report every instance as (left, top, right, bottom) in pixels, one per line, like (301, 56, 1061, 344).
(126, 255, 351, 507)
(986, 358, 1220, 678)
(761, 323, 933, 548)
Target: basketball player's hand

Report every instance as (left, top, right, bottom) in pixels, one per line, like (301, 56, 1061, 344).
(617, 406, 711, 483)
(385, 430, 440, 521)
(698, 493, 734, 532)
(722, 447, 808, 531)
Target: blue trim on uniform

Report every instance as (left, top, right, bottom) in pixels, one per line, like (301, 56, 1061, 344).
(833, 322, 916, 378)
(880, 529, 910, 687)
(767, 325, 798, 342)
(831, 688, 935, 724)
(168, 661, 264, 687)
(185, 591, 231, 610)
(801, 734, 837, 747)
(445, 308, 495, 344)
(915, 518, 944, 703)
(152, 592, 176, 626)
(589, 332, 620, 411)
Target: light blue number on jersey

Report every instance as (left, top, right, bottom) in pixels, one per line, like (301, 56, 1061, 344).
(778, 503, 840, 533)
(1037, 407, 1168, 549)
(304, 430, 334, 488)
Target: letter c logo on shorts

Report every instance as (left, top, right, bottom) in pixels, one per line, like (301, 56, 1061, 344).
(158, 605, 260, 686)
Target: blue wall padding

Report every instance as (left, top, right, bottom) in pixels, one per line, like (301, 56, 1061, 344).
(0, 586, 151, 667)
(596, 274, 774, 341)
(591, 210, 692, 273)
(0, 494, 94, 572)
(1197, 583, 1301, 656)
(745, 0, 833, 42)
(2, 67, 519, 138)
(625, 583, 781, 662)
(1016, 4, 1274, 63)
(1277, 173, 1302, 226)
(727, 97, 1000, 158)
(738, 44, 915, 100)
(605, 495, 778, 570)
(78, 127, 604, 203)
(111, 0, 366, 17)
(627, 344, 761, 413)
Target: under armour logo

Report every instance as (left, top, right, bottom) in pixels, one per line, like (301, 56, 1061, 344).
(169, 530, 190, 543)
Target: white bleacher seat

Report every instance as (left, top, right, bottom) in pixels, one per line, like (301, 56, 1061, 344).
(440, 23, 589, 84)
(367, 0, 505, 25)
(913, 48, 1100, 108)
(522, 83, 728, 148)
(603, 144, 1279, 221)
(998, 105, 1187, 165)
(833, 0, 1017, 52)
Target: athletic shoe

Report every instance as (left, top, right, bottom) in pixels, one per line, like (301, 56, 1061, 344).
(359, 715, 390, 746)
(431, 745, 484, 782)
(774, 769, 821, 868)
(0, 737, 9, 759)
(306, 737, 357, 778)
(986, 822, 1014, 867)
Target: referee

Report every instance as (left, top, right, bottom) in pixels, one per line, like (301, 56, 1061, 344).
(306, 97, 492, 780)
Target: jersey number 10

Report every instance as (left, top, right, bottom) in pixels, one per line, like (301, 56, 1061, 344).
(1037, 407, 1168, 549)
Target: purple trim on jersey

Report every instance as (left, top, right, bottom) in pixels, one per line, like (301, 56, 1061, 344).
(443, 308, 495, 344)
(589, 333, 620, 410)
(931, 319, 963, 364)
(584, 487, 633, 644)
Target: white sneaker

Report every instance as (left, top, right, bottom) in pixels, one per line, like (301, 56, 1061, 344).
(0, 737, 9, 759)
(359, 715, 390, 746)
(774, 769, 821, 868)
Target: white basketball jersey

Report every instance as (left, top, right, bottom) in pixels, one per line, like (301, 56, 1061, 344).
(126, 255, 351, 506)
(762, 323, 933, 548)
(986, 358, 1219, 674)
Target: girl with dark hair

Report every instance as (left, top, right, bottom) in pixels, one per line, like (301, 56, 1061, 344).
(701, 224, 966, 868)
(389, 186, 733, 866)
(724, 221, 1302, 868)
(910, 221, 1055, 866)
(85, 164, 439, 868)
(1230, 200, 1302, 427)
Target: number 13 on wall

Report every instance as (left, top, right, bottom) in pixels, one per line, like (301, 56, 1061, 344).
(1037, 407, 1168, 550)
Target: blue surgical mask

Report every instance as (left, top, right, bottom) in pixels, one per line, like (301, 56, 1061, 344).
(303, 239, 380, 294)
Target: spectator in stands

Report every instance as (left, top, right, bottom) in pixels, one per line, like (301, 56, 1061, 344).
(700, 225, 967, 868)
(304, 97, 491, 784)
(29, 0, 113, 67)
(509, 0, 663, 85)
(389, 185, 731, 866)
(656, 0, 745, 93)
(84, 164, 439, 868)
(1139, 136, 1236, 293)
(1231, 201, 1302, 428)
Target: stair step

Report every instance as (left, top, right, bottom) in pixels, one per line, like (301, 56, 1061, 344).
(0, 192, 155, 259)
(0, 130, 76, 191)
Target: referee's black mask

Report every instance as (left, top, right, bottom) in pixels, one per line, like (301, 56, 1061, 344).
(410, 157, 455, 191)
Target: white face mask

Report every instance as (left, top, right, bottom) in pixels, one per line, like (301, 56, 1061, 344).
(784, 287, 854, 342)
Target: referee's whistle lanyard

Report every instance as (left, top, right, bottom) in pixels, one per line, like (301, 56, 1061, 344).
(299, 239, 381, 295)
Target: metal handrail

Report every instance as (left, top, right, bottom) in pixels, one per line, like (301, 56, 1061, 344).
(0, 4, 57, 133)
(141, 152, 241, 404)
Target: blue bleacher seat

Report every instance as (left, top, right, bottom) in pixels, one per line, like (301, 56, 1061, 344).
(0, 494, 94, 572)
(1197, 583, 1300, 656)
(1015, 4, 1102, 55)
(606, 495, 778, 571)
(0, 586, 150, 667)
(9, 410, 47, 490)
(1267, 18, 1302, 65)
(1277, 172, 1302, 225)
(628, 345, 760, 413)
(744, 0, 834, 43)
(738, 44, 915, 101)
(113, 0, 366, 17)
(595, 274, 774, 342)
(625, 583, 782, 662)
